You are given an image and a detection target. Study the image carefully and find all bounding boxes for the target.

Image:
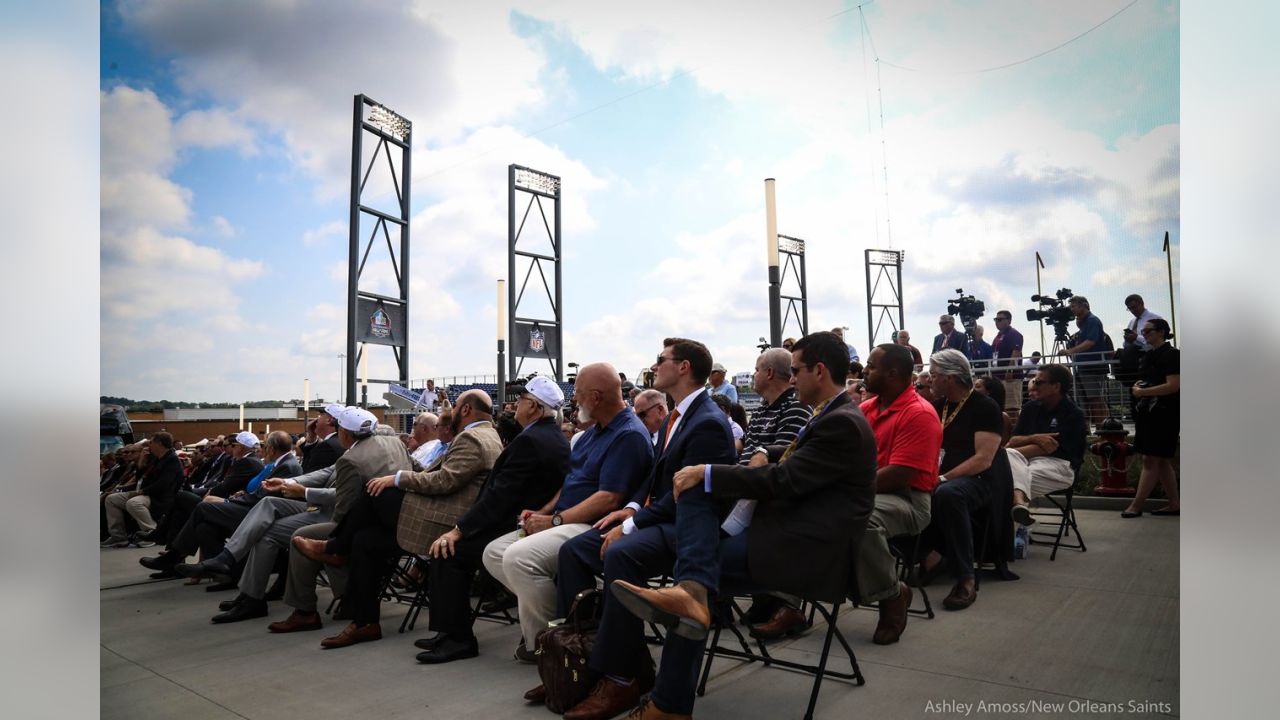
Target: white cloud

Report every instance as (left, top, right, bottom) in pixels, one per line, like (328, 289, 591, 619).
(174, 107, 258, 155)
(211, 215, 235, 237)
(302, 220, 345, 247)
(119, 0, 549, 197)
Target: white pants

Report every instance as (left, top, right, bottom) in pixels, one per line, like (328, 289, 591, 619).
(1005, 448, 1073, 501)
(482, 523, 591, 649)
(104, 493, 155, 539)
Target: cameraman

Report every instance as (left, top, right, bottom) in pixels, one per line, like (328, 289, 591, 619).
(1061, 296, 1108, 426)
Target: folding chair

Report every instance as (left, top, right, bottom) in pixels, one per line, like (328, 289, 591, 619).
(1029, 467, 1086, 561)
(888, 534, 935, 619)
(698, 594, 863, 720)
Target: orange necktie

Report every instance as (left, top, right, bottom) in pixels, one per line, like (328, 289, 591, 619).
(662, 408, 681, 451)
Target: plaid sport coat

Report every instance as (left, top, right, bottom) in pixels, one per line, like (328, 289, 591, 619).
(395, 424, 503, 554)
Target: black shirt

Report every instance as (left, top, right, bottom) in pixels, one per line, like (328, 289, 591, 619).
(1139, 343, 1179, 413)
(1013, 397, 1087, 469)
(936, 392, 1003, 476)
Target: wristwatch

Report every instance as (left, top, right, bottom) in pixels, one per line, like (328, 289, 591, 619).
(551, 513, 564, 527)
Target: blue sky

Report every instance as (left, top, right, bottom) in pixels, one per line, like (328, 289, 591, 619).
(100, 0, 1179, 403)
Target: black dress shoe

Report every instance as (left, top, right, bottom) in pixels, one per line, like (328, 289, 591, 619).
(413, 632, 445, 651)
(219, 593, 248, 612)
(139, 553, 181, 571)
(416, 636, 479, 664)
(211, 597, 268, 624)
(176, 553, 235, 581)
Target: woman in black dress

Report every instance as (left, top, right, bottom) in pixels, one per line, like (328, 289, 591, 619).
(1121, 318, 1180, 517)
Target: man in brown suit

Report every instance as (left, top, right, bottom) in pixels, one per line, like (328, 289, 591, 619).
(293, 390, 503, 648)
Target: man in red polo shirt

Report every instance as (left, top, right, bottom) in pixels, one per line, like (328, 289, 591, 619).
(857, 343, 943, 645)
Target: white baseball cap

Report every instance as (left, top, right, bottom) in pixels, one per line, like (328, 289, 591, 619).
(323, 403, 344, 418)
(711, 362, 727, 373)
(521, 375, 564, 408)
(230, 431, 260, 448)
(337, 406, 378, 435)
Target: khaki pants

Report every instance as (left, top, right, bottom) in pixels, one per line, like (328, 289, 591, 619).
(483, 524, 591, 649)
(854, 490, 932, 604)
(1006, 448, 1073, 500)
(104, 492, 155, 539)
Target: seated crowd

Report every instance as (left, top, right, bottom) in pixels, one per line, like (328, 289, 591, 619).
(100, 318, 1177, 719)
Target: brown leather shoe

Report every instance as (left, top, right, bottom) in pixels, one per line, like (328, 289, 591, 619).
(622, 695, 692, 719)
(268, 610, 323, 633)
(749, 605, 809, 640)
(564, 677, 643, 720)
(610, 581, 711, 640)
(522, 684, 547, 704)
(943, 579, 977, 611)
(292, 536, 347, 567)
(872, 582, 912, 645)
(319, 621, 382, 649)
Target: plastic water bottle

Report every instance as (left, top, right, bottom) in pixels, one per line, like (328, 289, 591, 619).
(1014, 526, 1029, 559)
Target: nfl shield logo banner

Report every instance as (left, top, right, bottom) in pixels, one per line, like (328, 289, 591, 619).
(529, 327, 545, 352)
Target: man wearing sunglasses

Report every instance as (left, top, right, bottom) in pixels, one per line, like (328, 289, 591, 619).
(632, 388, 669, 442)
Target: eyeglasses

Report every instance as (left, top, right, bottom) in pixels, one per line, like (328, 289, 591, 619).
(1140, 327, 1158, 335)
(654, 354, 674, 366)
(939, 321, 953, 326)
(789, 364, 813, 375)
(635, 404, 656, 419)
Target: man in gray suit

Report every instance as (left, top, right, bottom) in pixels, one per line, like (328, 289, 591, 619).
(264, 407, 414, 634)
(291, 390, 503, 648)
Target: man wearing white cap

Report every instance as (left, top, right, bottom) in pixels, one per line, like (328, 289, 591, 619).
(269, 405, 416, 636)
(707, 362, 738, 403)
(291, 393, 502, 647)
(483, 363, 654, 671)
(413, 376, 571, 663)
(301, 403, 345, 473)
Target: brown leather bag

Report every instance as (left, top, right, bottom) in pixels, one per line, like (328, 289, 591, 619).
(536, 589, 604, 714)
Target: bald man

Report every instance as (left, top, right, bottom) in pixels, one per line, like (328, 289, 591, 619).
(483, 363, 655, 665)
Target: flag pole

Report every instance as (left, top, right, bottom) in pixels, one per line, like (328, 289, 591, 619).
(1036, 251, 1046, 356)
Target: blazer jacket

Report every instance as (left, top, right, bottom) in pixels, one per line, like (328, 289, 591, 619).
(395, 423, 504, 554)
(632, 390, 738, 530)
(455, 417, 570, 539)
(708, 391, 877, 603)
(209, 453, 265, 499)
(302, 434, 344, 473)
(138, 449, 185, 519)
(327, 434, 414, 526)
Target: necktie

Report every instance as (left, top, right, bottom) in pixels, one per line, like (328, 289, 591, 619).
(245, 462, 275, 494)
(661, 408, 681, 451)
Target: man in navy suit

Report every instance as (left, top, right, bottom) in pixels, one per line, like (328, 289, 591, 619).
(932, 314, 969, 356)
(556, 338, 737, 720)
(608, 332, 878, 719)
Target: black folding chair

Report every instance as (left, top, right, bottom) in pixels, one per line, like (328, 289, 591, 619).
(698, 594, 864, 720)
(1029, 467, 1086, 561)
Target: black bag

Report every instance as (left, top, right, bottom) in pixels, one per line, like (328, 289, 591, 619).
(535, 588, 655, 714)
(536, 589, 604, 714)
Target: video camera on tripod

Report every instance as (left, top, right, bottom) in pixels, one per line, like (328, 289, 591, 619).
(947, 289, 986, 329)
(1026, 287, 1075, 343)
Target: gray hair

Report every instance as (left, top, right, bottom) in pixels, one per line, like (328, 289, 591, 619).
(759, 347, 793, 380)
(413, 412, 439, 428)
(374, 423, 398, 436)
(635, 388, 668, 411)
(929, 348, 974, 387)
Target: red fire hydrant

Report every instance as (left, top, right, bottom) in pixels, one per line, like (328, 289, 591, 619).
(1090, 417, 1134, 497)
